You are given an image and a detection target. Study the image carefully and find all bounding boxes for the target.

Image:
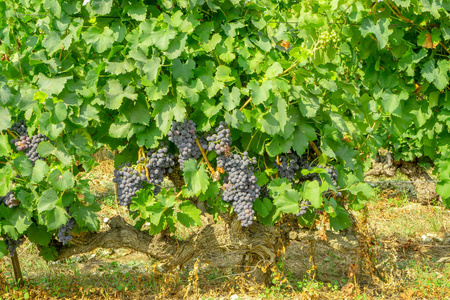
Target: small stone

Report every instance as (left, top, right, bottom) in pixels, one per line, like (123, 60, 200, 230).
(421, 235, 431, 243)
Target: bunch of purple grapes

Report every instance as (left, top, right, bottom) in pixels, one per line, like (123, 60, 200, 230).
(3, 235, 25, 257)
(25, 133, 49, 163)
(10, 120, 27, 136)
(273, 151, 300, 182)
(113, 163, 147, 206)
(145, 143, 175, 194)
(168, 119, 207, 169)
(218, 152, 260, 227)
(10, 120, 29, 152)
(1, 191, 20, 208)
(12, 135, 31, 152)
(57, 207, 76, 245)
(207, 122, 231, 155)
(322, 165, 342, 198)
(296, 200, 311, 217)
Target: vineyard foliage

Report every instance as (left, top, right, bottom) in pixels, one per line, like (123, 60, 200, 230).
(0, 0, 449, 260)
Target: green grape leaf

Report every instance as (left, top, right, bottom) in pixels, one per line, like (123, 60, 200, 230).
(143, 57, 162, 82)
(421, 59, 450, 91)
(46, 206, 69, 231)
(71, 203, 100, 231)
(31, 160, 49, 183)
(37, 74, 72, 96)
(0, 134, 11, 157)
(177, 201, 202, 228)
(221, 86, 241, 111)
(0, 241, 6, 259)
(83, 26, 115, 53)
(265, 62, 283, 78)
(172, 59, 195, 82)
(253, 197, 273, 218)
(48, 169, 75, 191)
(292, 122, 316, 156)
(104, 79, 137, 110)
(37, 189, 59, 214)
(127, 3, 147, 21)
(27, 224, 53, 246)
(9, 208, 32, 234)
(13, 156, 33, 177)
(360, 17, 393, 49)
(91, 0, 113, 15)
(273, 189, 301, 215)
(182, 159, 210, 197)
(302, 180, 322, 208)
(329, 206, 352, 231)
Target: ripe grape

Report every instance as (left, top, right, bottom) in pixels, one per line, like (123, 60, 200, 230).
(25, 133, 49, 163)
(145, 143, 175, 194)
(168, 119, 206, 169)
(1, 191, 20, 208)
(207, 121, 231, 155)
(296, 200, 311, 217)
(10, 120, 27, 137)
(3, 235, 25, 257)
(57, 208, 76, 245)
(113, 163, 147, 206)
(274, 151, 300, 182)
(219, 152, 260, 227)
(11, 135, 31, 152)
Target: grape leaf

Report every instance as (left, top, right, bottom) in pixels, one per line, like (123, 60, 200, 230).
(182, 159, 210, 197)
(360, 17, 393, 49)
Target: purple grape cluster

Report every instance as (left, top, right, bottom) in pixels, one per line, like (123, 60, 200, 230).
(207, 122, 231, 155)
(168, 119, 207, 169)
(3, 235, 25, 257)
(274, 151, 300, 182)
(11, 135, 31, 152)
(10, 120, 27, 136)
(25, 133, 49, 163)
(218, 152, 260, 227)
(1, 191, 20, 208)
(145, 144, 175, 194)
(10, 120, 30, 152)
(296, 200, 311, 217)
(57, 207, 76, 244)
(113, 163, 147, 206)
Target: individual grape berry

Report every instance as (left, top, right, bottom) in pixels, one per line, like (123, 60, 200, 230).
(57, 207, 76, 245)
(207, 122, 231, 155)
(168, 119, 205, 169)
(219, 152, 259, 227)
(1, 191, 20, 208)
(3, 235, 25, 257)
(113, 163, 147, 206)
(145, 143, 175, 195)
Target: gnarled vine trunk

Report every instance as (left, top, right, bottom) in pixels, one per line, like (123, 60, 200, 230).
(365, 152, 440, 204)
(54, 214, 358, 284)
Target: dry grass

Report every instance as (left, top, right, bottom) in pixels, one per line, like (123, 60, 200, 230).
(1, 160, 450, 299)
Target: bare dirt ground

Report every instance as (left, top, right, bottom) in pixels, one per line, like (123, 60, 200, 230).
(1, 160, 449, 299)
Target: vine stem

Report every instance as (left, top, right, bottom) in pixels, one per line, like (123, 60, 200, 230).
(309, 141, 322, 156)
(7, 129, 19, 139)
(278, 60, 299, 76)
(195, 138, 215, 174)
(239, 97, 252, 111)
(138, 147, 150, 181)
(11, 252, 24, 286)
